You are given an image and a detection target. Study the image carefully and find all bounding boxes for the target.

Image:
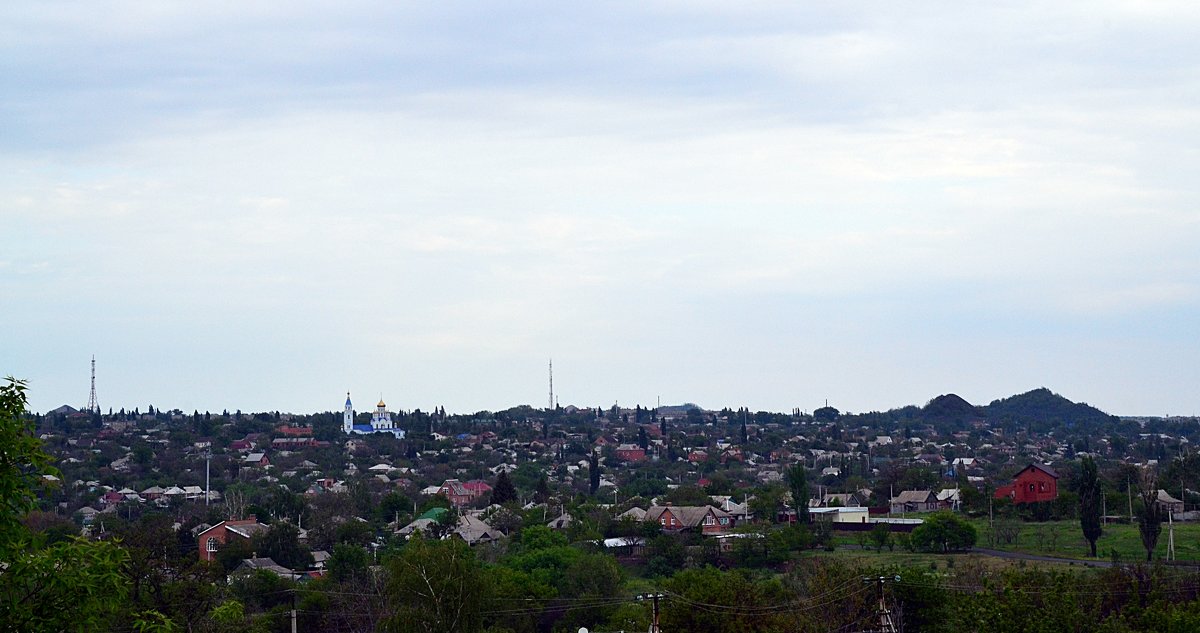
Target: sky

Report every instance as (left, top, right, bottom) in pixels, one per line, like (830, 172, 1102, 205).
(2, 2, 1198, 417)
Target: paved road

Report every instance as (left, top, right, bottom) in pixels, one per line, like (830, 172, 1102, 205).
(971, 547, 1115, 567)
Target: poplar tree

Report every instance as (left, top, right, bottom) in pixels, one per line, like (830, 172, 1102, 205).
(1078, 455, 1102, 557)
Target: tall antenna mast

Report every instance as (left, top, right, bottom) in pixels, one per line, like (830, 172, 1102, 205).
(548, 358, 554, 411)
(86, 355, 99, 414)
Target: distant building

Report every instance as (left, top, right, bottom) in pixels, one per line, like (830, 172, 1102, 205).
(196, 516, 269, 562)
(889, 490, 940, 514)
(343, 393, 405, 438)
(645, 505, 735, 535)
(615, 444, 647, 462)
(1155, 490, 1184, 515)
(994, 463, 1059, 504)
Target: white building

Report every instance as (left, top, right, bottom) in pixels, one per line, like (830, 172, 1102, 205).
(343, 392, 405, 438)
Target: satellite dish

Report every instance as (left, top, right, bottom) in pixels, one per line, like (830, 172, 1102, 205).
(579, 628, 589, 633)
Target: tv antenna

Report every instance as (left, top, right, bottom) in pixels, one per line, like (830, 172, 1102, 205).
(548, 358, 554, 411)
(86, 355, 99, 414)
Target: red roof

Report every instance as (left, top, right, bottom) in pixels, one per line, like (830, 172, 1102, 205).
(463, 480, 492, 493)
(1021, 463, 1059, 479)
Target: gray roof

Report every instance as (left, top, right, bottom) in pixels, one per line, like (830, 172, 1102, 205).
(891, 490, 938, 504)
(454, 515, 502, 545)
(235, 557, 294, 577)
(645, 505, 731, 529)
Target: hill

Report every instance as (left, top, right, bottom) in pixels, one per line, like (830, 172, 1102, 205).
(922, 393, 979, 419)
(984, 387, 1118, 430)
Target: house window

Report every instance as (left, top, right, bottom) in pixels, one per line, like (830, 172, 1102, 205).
(206, 537, 219, 552)
(703, 516, 715, 526)
(719, 518, 728, 525)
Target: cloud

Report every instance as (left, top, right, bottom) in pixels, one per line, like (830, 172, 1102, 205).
(2, 2, 1199, 414)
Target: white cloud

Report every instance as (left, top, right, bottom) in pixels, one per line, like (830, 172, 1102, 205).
(2, 1, 1199, 414)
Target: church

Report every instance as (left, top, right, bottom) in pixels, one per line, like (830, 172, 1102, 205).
(343, 392, 406, 438)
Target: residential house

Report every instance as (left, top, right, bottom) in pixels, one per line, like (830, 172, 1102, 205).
(547, 512, 574, 530)
(233, 557, 296, 579)
(994, 464, 1058, 504)
(196, 516, 269, 562)
(615, 444, 648, 462)
(936, 488, 960, 510)
(437, 479, 475, 507)
(243, 452, 270, 468)
(645, 505, 735, 535)
(453, 515, 503, 545)
(813, 491, 870, 508)
(889, 490, 940, 514)
(462, 480, 493, 501)
(809, 506, 871, 524)
(1156, 490, 1184, 515)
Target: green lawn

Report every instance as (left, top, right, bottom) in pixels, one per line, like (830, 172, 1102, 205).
(967, 518, 1200, 562)
(805, 547, 1086, 572)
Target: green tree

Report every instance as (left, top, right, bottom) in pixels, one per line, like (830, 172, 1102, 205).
(588, 451, 601, 496)
(491, 471, 517, 505)
(786, 463, 810, 523)
(869, 523, 893, 552)
(556, 552, 625, 631)
(661, 567, 789, 633)
(252, 521, 312, 570)
(0, 377, 131, 632)
(326, 543, 370, 583)
(534, 474, 551, 504)
(1078, 455, 1103, 557)
(1138, 469, 1163, 562)
(910, 511, 976, 552)
(384, 536, 486, 633)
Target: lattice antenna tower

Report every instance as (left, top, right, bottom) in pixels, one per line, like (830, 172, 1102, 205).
(548, 358, 554, 411)
(86, 355, 99, 413)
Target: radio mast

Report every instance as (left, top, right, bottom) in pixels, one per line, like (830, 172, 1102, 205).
(86, 356, 99, 414)
(548, 358, 554, 411)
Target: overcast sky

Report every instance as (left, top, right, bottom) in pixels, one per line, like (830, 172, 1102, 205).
(3, 2, 1198, 416)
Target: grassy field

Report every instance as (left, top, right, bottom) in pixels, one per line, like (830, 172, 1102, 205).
(805, 547, 1096, 573)
(967, 518, 1200, 562)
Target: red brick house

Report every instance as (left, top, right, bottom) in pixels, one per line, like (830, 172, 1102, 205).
(243, 452, 270, 468)
(994, 463, 1059, 504)
(645, 505, 734, 535)
(196, 516, 269, 562)
(276, 425, 313, 437)
(463, 479, 492, 500)
(438, 479, 492, 507)
(615, 444, 648, 462)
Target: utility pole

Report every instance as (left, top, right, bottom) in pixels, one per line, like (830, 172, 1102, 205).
(857, 576, 899, 633)
(205, 452, 211, 506)
(1128, 479, 1134, 523)
(636, 592, 666, 633)
(291, 587, 298, 633)
(1168, 509, 1176, 561)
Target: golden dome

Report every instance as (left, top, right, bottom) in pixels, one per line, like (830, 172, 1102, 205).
(377, 399, 387, 408)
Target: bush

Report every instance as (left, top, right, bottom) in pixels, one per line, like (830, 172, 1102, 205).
(910, 512, 976, 552)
